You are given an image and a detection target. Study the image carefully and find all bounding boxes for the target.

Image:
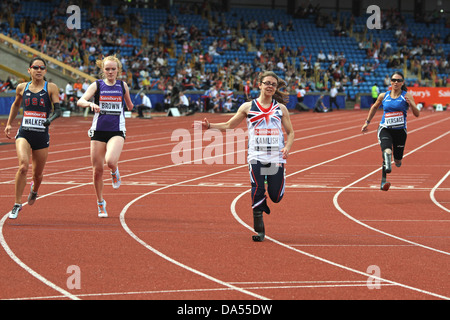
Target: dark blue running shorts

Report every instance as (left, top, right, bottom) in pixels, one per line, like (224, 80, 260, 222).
(16, 129, 50, 150)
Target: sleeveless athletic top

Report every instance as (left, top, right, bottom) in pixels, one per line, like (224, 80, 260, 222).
(380, 90, 409, 130)
(90, 79, 126, 132)
(20, 81, 52, 133)
(247, 99, 285, 163)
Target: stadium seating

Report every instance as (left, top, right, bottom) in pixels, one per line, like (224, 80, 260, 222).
(1, 1, 449, 97)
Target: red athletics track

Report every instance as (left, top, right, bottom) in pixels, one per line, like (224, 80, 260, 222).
(0, 109, 449, 300)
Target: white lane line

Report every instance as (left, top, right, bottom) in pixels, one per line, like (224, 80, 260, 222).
(430, 169, 450, 213)
(0, 113, 444, 300)
(7, 280, 397, 300)
(333, 129, 450, 256)
(0, 208, 80, 300)
(228, 120, 450, 299)
(230, 191, 450, 300)
(118, 166, 271, 301)
(1, 118, 362, 300)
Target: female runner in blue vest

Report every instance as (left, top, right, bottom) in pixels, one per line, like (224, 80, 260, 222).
(4, 57, 61, 219)
(193, 71, 295, 241)
(361, 71, 420, 191)
(77, 55, 133, 217)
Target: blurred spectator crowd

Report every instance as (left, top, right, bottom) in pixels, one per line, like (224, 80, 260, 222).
(0, 0, 449, 113)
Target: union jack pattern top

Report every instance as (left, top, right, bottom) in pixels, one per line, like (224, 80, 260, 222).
(246, 99, 285, 163)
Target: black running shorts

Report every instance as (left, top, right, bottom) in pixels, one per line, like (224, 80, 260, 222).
(377, 126, 407, 160)
(16, 129, 50, 150)
(89, 130, 125, 142)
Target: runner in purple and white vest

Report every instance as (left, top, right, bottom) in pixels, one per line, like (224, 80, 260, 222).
(77, 55, 134, 218)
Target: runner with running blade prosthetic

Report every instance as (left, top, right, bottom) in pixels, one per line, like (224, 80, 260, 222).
(361, 71, 420, 191)
(193, 71, 294, 241)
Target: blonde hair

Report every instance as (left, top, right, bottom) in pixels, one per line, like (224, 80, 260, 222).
(95, 55, 122, 79)
(258, 71, 289, 105)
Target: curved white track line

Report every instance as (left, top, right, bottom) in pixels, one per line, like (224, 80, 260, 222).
(115, 126, 377, 299)
(228, 119, 450, 299)
(333, 129, 450, 256)
(124, 120, 448, 299)
(0, 112, 444, 299)
(0, 198, 81, 300)
(118, 167, 270, 300)
(230, 191, 450, 300)
(2, 168, 267, 300)
(430, 169, 450, 213)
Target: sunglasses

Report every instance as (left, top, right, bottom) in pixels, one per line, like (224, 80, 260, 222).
(391, 78, 403, 83)
(30, 65, 46, 70)
(261, 81, 278, 87)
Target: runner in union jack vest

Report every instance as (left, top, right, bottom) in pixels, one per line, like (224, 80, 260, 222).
(193, 71, 295, 241)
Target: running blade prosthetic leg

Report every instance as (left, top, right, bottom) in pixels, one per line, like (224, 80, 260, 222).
(252, 209, 265, 242)
(383, 151, 392, 174)
(380, 166, 391, 191)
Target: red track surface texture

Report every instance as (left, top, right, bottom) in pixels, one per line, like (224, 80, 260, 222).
(0, 110, 449, 300)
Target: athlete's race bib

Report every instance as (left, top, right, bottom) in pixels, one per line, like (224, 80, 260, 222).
(385, 111, 405, 128)
(22, 110, 46, 131)
(99, 95, 122, 115)
(254, 128, 279, 151)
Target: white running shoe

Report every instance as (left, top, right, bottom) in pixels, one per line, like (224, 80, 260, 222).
(111, 168, 121, 189)
(9, 204, 22, 219)
(97, 200, 108, 218)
